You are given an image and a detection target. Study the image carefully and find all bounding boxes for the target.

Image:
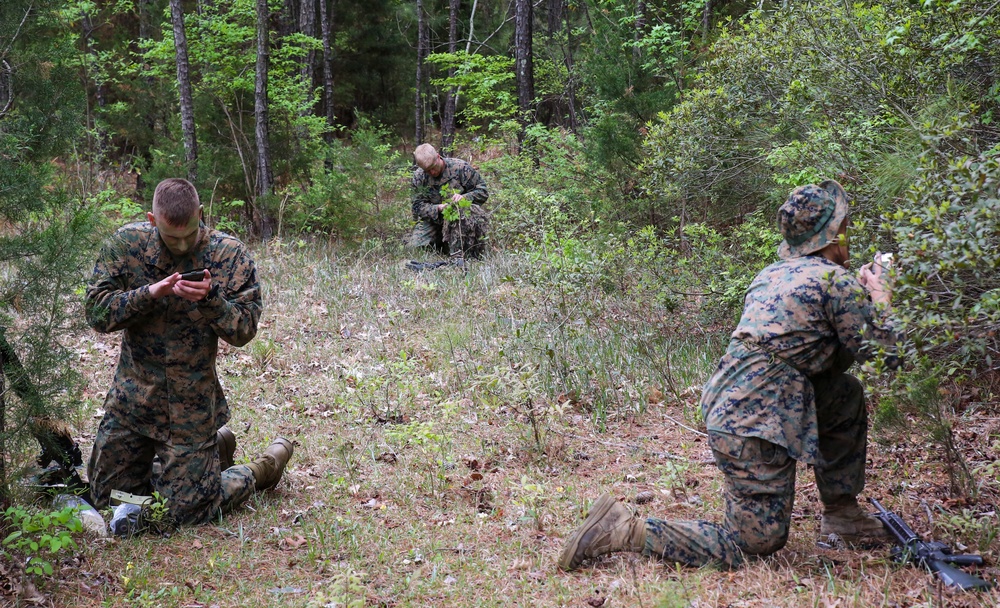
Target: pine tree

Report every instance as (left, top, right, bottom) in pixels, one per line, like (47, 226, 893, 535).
(0, 0, 102, 508)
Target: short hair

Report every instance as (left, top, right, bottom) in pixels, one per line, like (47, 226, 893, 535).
(414, 143, 439, 170)
(152, 178, 201, 226)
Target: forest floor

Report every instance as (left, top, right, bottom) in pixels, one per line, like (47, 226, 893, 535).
(5, 241, 1000, 607)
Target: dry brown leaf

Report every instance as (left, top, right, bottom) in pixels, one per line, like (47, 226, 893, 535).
(279, 535, 308, 551)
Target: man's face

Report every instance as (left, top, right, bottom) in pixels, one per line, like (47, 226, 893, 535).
(425, 155, 445, 178)
(147, 209, 202, 258)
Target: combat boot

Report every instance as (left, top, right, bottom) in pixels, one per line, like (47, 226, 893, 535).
(217, 427, 237, 471)
(820, 497, 887, 545)
(246, 438, 294, 491)
(559, 494, 646, 571)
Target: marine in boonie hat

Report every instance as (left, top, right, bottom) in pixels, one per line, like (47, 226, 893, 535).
(777, 180, 849, 260)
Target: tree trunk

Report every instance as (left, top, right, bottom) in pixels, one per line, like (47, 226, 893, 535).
(82, 13, 108, 156)
(169, 0, 198, 183)
(299, 0, 316, 98)
(415, 0, 427, 144)
(441, 0, 459, 153)
(319, 0, 336, 139)
(255, 0, 275, 238)
(546, 0, 563, 36)
(514, 0, 535, 145)
(701, 0, 712, 44)
(634, 0, 646, 61)
(0, 355, 6, 511)
(136, 0, 157, 191)
(563, 7, 578, 132)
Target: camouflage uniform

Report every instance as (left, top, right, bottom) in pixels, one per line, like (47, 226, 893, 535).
(642, 182, 898, 568)
(85, 221, 262, 525)
(410, 157, 489, 258)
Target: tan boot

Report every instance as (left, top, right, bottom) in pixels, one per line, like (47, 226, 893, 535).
(217, 427, 237, 471)
(559, 494, 646, 571)
(820, 497, 887, 545)
(246, 438, 294, 491)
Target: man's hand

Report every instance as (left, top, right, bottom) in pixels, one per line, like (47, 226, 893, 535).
(149, 270, 212, 302)
(859, 263, 891, 306)
(450, 193, 464, 203)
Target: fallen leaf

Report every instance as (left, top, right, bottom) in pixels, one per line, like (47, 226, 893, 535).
(279, 535, 308, 551)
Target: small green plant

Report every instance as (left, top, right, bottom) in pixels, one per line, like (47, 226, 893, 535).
(385, 402, 457, 495)
(440, 185, 472, 223)
(934, 507, 999, 554)
(249, 337, 281, 370)
(306, 567, 368, 608)
(514, 476, 547, 531)
(143, 491, 173, 535)
(2, 504, 82, 577)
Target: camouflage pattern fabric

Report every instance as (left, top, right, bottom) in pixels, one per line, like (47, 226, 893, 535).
(701, 255, 897, 464)
(410, 157, 489, 257)
(85, 220, 262, 524)
(640, 253, 897, 568)
(644, 370, 868, 567)
(89, 412, 255, 525)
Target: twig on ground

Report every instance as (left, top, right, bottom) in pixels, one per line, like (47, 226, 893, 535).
(662, 413, 709, 437)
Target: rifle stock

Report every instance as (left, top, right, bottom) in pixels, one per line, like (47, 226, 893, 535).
(928, 558, 992, 591)
(870, 498, 992, 591)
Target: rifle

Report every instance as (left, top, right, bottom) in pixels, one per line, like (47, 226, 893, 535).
(870, 498, 992, 591)
(0, 330, 87, 504)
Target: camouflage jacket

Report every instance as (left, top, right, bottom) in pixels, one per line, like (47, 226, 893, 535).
(700, 255, 898, 465)
(411, 157, 488, 221)
(85, 222, 262, 447)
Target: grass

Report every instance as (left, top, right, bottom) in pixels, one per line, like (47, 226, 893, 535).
(7, 239, 1000, 606)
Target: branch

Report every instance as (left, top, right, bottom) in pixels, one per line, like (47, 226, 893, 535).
(0, 2, 33, 63)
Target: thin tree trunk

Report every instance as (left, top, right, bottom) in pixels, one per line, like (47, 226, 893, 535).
(701, 0, 711, 43)
(415, 0, 427, 144)
(441, 0, 459, 153)
(634, 0, 646, 60)
(82, 13, 108, 157)
(137, 0, 156, 190)
(563, 6, 578, 132)
(319, 0, 336, 139)
(299, 0, 316, 100)
(255, 0, 275, 238)
(547, 0, 562, 36)
(514, 0, 534, 146)
(0, 354, 6, 511)
(169, 0, 198, 183)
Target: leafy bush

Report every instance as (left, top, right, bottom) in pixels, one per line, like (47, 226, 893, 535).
(282, 118, 408, 240)
(2, 504, 82, 577)
(888, 121, 1000, 376)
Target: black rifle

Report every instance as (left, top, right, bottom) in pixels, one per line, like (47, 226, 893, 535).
(870, 498, 992, 591)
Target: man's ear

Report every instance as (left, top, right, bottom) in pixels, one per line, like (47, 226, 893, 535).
(147, 211, 156, 227)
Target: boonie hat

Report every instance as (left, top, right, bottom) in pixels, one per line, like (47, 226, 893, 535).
(777, 180, 849, 259)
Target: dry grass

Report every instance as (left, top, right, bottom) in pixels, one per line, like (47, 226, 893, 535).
(9, 240, 1000, 607)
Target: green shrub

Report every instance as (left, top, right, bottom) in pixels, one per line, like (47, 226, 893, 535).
(2, 504, 82, 577)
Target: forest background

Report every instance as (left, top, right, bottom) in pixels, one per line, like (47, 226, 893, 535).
(2, 0, 1000, 605)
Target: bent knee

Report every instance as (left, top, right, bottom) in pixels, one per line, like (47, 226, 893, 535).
(737, 525, 790, 556)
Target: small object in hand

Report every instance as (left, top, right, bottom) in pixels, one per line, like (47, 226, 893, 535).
(179, 268, 208, 282)
(873, 252, 893, 274)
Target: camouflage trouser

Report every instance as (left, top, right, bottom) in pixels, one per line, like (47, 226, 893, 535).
(644, 372, 867, 568)
(409, 204, 488, 258)
(88, 412, 256, 526)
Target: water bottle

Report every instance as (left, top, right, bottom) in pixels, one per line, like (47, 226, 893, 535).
(51, 494, 108, 537)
